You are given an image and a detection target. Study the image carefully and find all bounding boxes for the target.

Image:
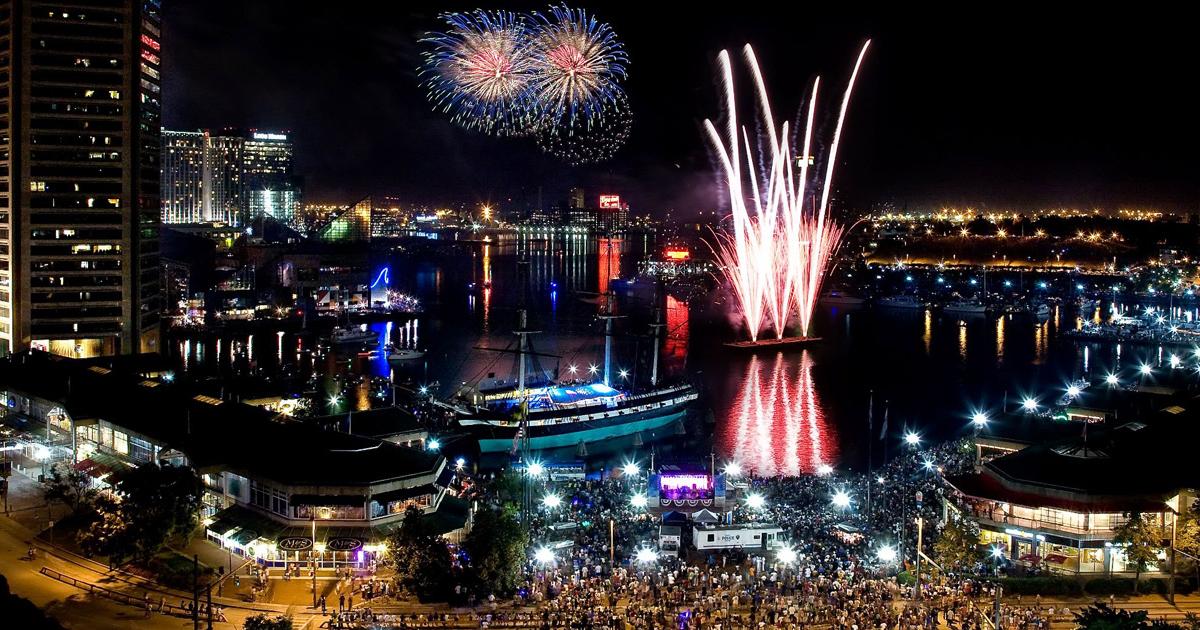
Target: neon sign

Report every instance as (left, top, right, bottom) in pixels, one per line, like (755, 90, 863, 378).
(370, 267, 390, 289)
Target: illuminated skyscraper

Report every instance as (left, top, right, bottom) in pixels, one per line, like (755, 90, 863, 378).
(202, 133, 242, 225)
(0, 0, 163, 357)
(244, 130, 299, 224)
(161, 130, 205, 223)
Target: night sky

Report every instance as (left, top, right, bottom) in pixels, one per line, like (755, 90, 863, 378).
(163, 3, 1199, 215)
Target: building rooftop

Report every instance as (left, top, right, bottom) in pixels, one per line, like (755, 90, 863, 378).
(0, 352, 442, 488)
(951, 404, 1200, 511)
(311, 406, 425, 441)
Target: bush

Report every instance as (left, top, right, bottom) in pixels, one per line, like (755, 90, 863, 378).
(1083, 578, 1138, 595)
(998, 576, 1083, 597)
(146, 553, 216, 591)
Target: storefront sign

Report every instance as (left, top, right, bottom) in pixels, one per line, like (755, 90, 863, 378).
(277, 537, 313, 551)
(327, 537, 363, 552)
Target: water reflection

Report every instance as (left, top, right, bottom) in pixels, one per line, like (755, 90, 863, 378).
(995, 315, 1006, 365)
(716, 350, 838, 477)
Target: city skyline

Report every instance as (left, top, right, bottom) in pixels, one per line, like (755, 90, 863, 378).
(162, 3, 1199, 213)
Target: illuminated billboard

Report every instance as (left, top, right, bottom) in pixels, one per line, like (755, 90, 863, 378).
(599, 195, 621, 210)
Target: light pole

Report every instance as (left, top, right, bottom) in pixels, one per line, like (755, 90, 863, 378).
(1166, 497, 1179, 606)
(914, 490, 924, 602)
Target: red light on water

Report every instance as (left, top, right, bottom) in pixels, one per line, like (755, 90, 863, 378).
(715, 350, 838, 476)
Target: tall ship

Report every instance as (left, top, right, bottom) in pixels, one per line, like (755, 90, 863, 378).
(455, 305, 698, 454)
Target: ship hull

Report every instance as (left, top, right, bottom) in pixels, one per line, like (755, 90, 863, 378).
(476, 408, 686, 453)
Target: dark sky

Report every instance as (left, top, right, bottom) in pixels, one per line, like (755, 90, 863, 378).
(163, 3, 1199, 216)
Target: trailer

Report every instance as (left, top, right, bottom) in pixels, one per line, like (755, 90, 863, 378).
(693, 524, 785, 551)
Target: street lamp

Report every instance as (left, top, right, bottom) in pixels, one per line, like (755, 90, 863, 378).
(1021, 397, 1038, 412)
(534, 547, 554, 565)
(631, 494, 648, 509)
(971, 412, 988, 428)
(1105, 373, 1119, 386)
(1140, 363, 1153, 376)
(876, 546, 897, 563)
(527, 462, 545, 477)
(724, 462, 743, 477)
(426, 438, 440, 451)
(1065, 385, 1081, 398)
(635, 548, 657, 564)
(905, 432, 921, 446)
(622, 461, 640, 476)
(831, 490, 851, 510)
(816, 463, 833, 476)
(542, 494, 561, 509)
(746, 493, 766, 510)
(776, 546, 797, 565)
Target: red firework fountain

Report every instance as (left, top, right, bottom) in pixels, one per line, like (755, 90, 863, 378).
(705, 42, 870, 346)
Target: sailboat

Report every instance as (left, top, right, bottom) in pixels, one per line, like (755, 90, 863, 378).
(456, 302, 698, 454)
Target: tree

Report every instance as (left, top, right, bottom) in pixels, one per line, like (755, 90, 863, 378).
(1073, 604, 1184, 629)
(1175, 504, 1200, 584)
(933, 514, 983, 572)
(387, 507, 453, 602)
(243, 613, 293, 630)
(76, 492, 134, 564)
(75, 463, 202, 566)
(1112, 512, 1167, 592)
(116, 463, 203, 556)
(42, 462, 94, 514)
(462, 505, 528, 598)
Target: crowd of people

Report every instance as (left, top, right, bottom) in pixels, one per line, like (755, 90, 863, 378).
(329, 438, 1065, 628)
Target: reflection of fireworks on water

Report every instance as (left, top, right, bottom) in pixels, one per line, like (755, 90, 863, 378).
(716, 351, 837, 476)
(535, 93, 631, 165)
(705, 42, 870, 340)
(529, 4, 628, 127)
(420, 10, 537, 136)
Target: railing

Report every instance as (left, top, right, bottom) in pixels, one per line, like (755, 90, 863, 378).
(973, 512, 1116, 540)
(38, 566, 225, 621)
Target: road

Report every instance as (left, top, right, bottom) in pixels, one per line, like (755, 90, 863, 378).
(0, 486, 319, 629)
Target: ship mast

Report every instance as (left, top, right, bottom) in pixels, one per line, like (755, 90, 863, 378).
(649, 306, 664, 387)
(517, 308, 528, 396)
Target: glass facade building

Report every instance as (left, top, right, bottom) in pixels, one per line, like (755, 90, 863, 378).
(243, 130, 297, 224)
(0, 0, 163, 357)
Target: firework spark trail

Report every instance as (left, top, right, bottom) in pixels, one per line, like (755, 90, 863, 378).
(420, 10, 537, 136)
(705, 41, 870, 340)
(529, 4, 628, 129)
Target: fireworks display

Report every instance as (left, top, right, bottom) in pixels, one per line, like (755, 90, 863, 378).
(528, 5, 628, 128)
(420, 10, 537, 136)
(535, 93, 631, 165)
(420, 5, 631, 163)
(706, 42, 871, 341)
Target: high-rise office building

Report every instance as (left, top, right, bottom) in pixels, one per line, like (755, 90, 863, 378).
(0, 0, 163, 357)
(203, 133, 242, 225)
(161, 129, 204, 223)
(244, 130, 298, 224)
